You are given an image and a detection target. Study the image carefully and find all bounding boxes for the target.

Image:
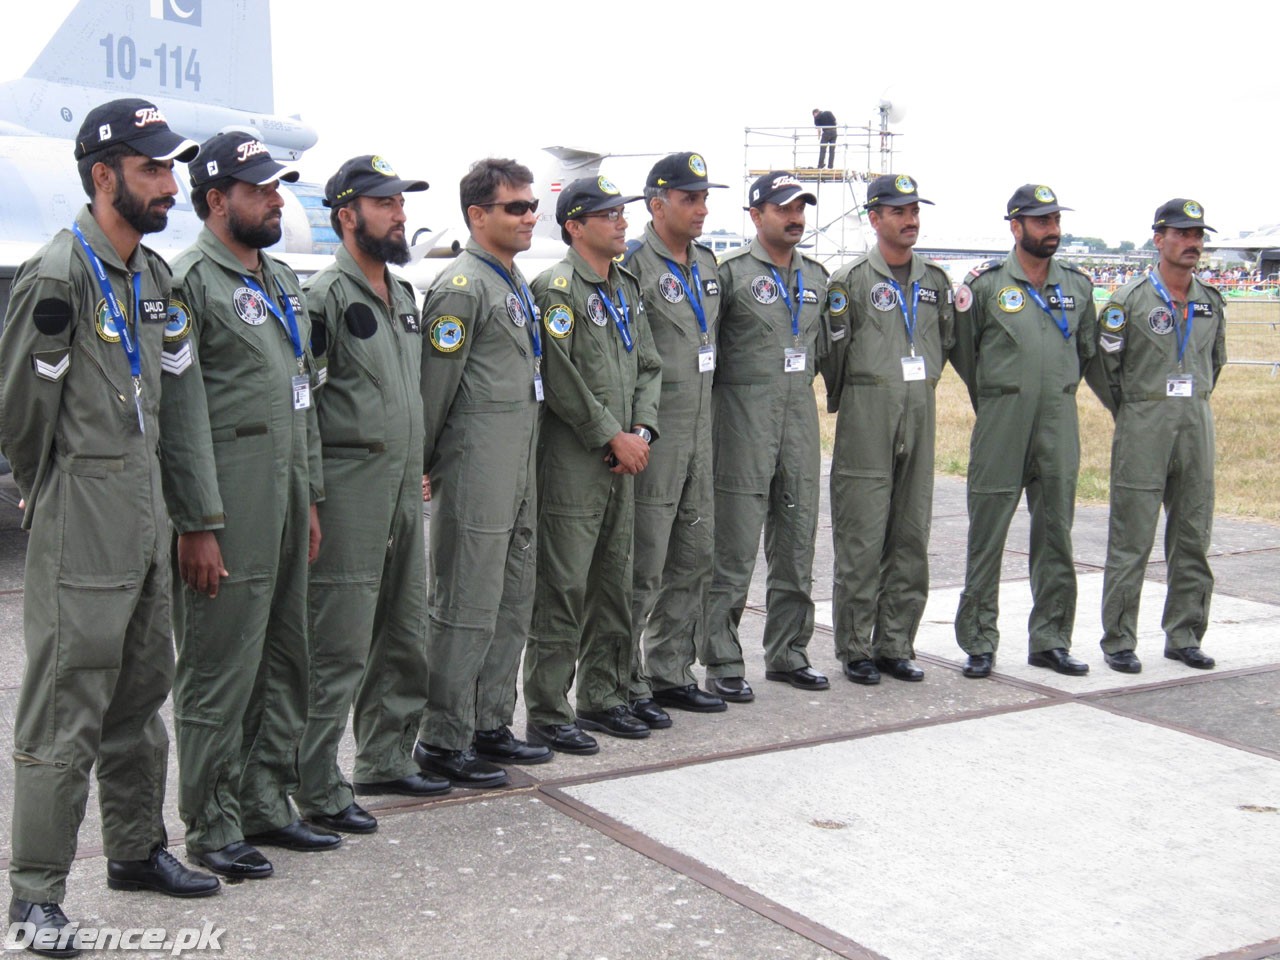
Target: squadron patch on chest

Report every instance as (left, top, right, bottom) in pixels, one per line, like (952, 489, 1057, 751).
(1148, 306, 1175, 335)
(749, 275, 779, 304)
(506, 293, 527, 327)
(997, 286, 1025, 313)
(870, 282, 898, 312)
(233, 287, 269, 325)
(94, 297, 127, 342)
(586, 293, 608, 326)
(658, 273, 685, 304)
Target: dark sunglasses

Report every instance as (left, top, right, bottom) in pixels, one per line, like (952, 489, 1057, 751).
(475, 199, 540, 216)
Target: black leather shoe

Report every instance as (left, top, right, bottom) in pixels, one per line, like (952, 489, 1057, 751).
(107, 845, 220, 897)
(1165, 646, 1216, 669)
(628, 698, 673, 729)
(875, 656, 924, 682)
(526, 722, 600, 755)
(354, 771, 452, 797)
(1028, 648, 1090, 676)
(413, 742, 509, 788)
(843, 659, 881, 685)
(188, 841, 273, 880)
(653, 684, 727, 713)
(245, 819, 343, 852)
(8, 897, 80, 957)
(1104, 650, 1143, 674)
(764, 666, 830, 690)
(308, 802, 377, 835)
(705, 676, 754, 702)
(963, 652, 993, 678)
(577, 705, 651, 739)
(474, 726, 554, 765)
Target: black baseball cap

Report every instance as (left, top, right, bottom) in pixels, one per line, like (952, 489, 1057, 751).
(865, 174, 933, 208)
(555, 175, 642, 225)
(74, 98, 198, 162)
(1005, 183, 1071, 220)
(747, 171, 817, 210)
(323, 155, 429, 208)
(189, 131, 300, 188)
(1152, 198, 1216, 232)
(646, 152, 727, 192)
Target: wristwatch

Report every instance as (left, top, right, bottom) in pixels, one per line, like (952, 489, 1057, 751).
(632, 426, 652, 444)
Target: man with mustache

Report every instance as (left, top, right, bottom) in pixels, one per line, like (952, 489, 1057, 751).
(704, 172, 833, 700)
(293, 156, 448, 836)
(950, 184, 1098, 679)
(1085, 199, 1225, 673)
(0, 97, 217, 952)
(160, 132, 335, 880)
(823, 175, 954, 686)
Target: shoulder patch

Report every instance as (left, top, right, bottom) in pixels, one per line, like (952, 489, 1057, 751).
(429, 315, 466, 353)
(451, 274, 469, 288)
(31, 348, 70, 382)
(955, 284, 974, 312)
(965, 259, 1001, 283)
(311, 321, 329, 357)
(345, 302, 378, 339)
(33, 298, 72, 336)
(165, 299, 193, 342)
(551, 274, 570, 289)
(161, 340, 194, 376)
(1099, 333, 1124, 354)
(1100, 305, 1126, 332)
(544, 304, 574, 339)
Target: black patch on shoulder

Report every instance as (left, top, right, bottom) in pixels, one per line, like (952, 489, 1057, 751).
(345, 302, 377, 339)
(310, 322, 328, 356)
(33, 298, 72, 335)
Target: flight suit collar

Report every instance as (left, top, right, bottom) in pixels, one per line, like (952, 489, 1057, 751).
(566, 245, 619, 289)
(1005, 247, 1068, 288)
(464, 238, 530, 286)
(334, 243, 394, 309)
(74, 204, 147, 275)
(747, 236, 802, 275)
(867, 244, 925, 284)
(642, 222, 695, 265)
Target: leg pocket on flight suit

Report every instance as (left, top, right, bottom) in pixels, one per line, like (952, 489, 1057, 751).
(56, 584, 138, 672)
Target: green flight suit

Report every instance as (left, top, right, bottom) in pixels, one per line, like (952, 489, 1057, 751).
(418, 241, 542, 751)
(949, 252, 1097, 656)
(824, 248, 955, 663)
(160, 227, 322, 854)
(623, 224, 721, 697)
(0, 208, 179, 903)
(295, 246, 427, 817)
(705, 239, 830, 678)
(1084, 269, 1226, 654)
(524, 249, 662, 725)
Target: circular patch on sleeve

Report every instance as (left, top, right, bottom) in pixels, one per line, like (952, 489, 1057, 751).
(345, 302, 377, 339)
(827, 287, 848, 316)
(954, 284, 973, 312)
(997, 286, 1025, 312)
(429, 316, 465, 352)
(544, 304, 574, 339)
(33, 298, 72, 336)
(1100, 305, 1126, 332)
(165, 299, 192, 342)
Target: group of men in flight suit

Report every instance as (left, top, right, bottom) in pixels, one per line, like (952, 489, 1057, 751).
(0, 95, 1226, 955)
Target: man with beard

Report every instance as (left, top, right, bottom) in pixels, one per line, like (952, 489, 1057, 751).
(704, 173, 833, 701)
(414, 159, 552, 787)
(823, 175, 954, 685)
(1085, 199, 1225, 674)
(950, 184, 1097, 679)
(292, 156, 448, 835)
(160, 132, 334, 880)
(1, 98, 217, 952)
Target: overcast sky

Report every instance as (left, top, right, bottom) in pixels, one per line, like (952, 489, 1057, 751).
(8, 0, 1277, 249)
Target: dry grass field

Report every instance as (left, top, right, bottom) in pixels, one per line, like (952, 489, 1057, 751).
(817, 298, 1280, 523)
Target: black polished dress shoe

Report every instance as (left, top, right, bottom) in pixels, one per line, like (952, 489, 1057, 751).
(308, 802, 377, 835)
(764, 665, 830, 690)
(1104, 649, 1143, 674)
(245, 819, 344, 852)
(413, 742, 509, 788)
(843, 659, 881, 685)
(1165, 646, 1216, 669)
(653, 683, 727, 713)
(474, 726, 553, 765)
(354, 771, 452, 797)
(577, 705, 651, 739)
(107, 845, 220, 897)
(628, 698, 673, 729)
(705, 676, 754, 702)
(8, 897, 80, 957)
(188, 841, 273, 880)
(526, 722, 600, 755)
(962, 652, 993, 678)
(874, 656, 925, 682)
(1028, 647, 1090, 676)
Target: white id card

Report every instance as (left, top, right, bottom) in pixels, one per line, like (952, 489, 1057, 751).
(784, 348, 807, 373)
(534, 374, 545, 402)
(698, 344, 716, 373)
(1166, 375, 1193, 398)
(901, 356, 926, 382)
(292, 374, 311, 410)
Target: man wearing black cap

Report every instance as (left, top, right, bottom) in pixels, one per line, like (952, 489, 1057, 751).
(1086, 199, 1225, 674)
(622, 152, 728, 723)
(292, 156, 448, 835)
(704, 172, 832, 700)
(824, 175, 954, 686)
(160, 132, 335, 879)
(0, 97, 217, 951)
(950, 184, 1097, 679)
(523, 176, 662, 750)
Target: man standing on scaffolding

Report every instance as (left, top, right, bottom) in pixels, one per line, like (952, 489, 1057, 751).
(812, 108, 837, 170)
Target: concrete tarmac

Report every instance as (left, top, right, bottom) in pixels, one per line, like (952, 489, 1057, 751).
(0, 467, 1277, 960)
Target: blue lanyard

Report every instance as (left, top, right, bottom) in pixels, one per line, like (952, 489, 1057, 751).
(595, 284, 633, 352)
(1022, 283, 1070, 339)
(1148, 271, 1195, 366)
(479, 257, 542, 362)
(887, 277, 921, 353)
(660, 257, 708, 338)
(240, 274, 305, 372)
(769, 266, 804, 340)
(71, 223, 142, 380)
